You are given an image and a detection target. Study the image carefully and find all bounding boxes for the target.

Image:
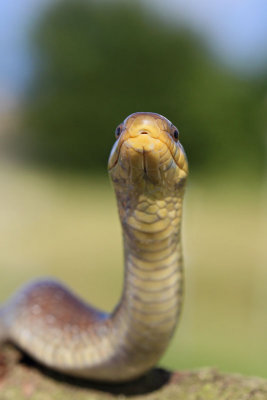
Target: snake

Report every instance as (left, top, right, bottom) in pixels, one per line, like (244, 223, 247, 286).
(0, 112, 188, 382)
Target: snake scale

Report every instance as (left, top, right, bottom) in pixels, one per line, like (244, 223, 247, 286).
(0, 112, 188, 382)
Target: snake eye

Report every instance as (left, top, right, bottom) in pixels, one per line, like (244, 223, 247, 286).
(115, 126, 122, 139)
(173, 129, 179, 141)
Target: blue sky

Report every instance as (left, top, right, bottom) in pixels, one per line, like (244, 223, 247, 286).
(0, 0, 52, 98)
(0, 0, 267, 99)
(150, 0, 267, 71)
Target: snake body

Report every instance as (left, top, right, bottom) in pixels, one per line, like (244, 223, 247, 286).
(0, 112, 188, 382)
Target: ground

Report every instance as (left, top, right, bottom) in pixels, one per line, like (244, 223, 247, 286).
(1, 345, 267, 400)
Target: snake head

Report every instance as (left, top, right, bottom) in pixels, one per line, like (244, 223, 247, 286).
(108, 112, 188, 188)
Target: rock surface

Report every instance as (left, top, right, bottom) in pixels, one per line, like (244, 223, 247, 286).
(0, 345, 267, 400)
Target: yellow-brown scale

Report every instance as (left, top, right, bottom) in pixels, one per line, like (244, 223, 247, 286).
(0, 112, 188, 382)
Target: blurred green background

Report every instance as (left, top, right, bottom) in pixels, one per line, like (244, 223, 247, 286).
(0, 0, 266, 378)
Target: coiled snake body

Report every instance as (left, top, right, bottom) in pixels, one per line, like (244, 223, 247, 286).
(0, 112, 188, 382)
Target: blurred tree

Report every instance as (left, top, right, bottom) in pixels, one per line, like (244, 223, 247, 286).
(23, 0, 265, 176)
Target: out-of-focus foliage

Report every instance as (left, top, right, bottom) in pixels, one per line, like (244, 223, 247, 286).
(23, 0, 266, 175)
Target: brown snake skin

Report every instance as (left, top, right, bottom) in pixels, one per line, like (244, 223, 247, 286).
(0, 112, 188, 382)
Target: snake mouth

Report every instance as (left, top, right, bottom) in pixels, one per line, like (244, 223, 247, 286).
(108, 134, 188, 178)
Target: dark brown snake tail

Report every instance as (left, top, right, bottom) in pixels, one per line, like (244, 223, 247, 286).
(0, 112, 188, 382)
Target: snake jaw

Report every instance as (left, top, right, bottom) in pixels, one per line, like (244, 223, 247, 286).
(109, 141, 187, 190)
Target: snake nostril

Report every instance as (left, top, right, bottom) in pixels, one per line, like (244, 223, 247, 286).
(140, 131, 148, 135)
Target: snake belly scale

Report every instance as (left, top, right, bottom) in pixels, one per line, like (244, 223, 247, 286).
(0, 112, 188, 382)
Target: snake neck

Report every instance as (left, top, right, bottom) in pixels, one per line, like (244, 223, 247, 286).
(110, 179, 185, 376)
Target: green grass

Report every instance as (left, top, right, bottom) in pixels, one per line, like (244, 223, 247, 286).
(0, 159, 266, 378)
